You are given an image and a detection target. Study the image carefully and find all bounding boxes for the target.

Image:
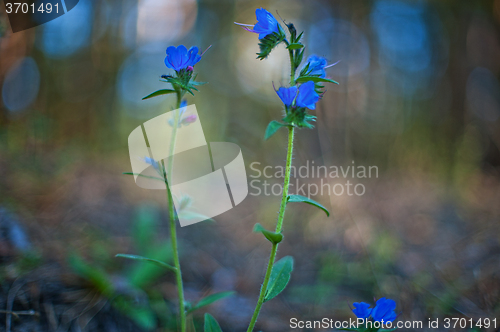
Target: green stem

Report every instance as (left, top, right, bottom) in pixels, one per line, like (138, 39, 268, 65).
(246, 126, 295, 332)
(166, 91, 186, 332)
(276, 126, 294, 233)
(289, 48, 296, 86)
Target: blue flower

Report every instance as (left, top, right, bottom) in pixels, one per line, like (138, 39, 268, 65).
(164, 45, 201, 71)
(295, 81, 319, 110)
(371, 297, 397, 323)
(352, 302, 372, 319)
(236, 8, 279, 39)
(275, 86, 297, 106)
(305, 55, 328, 78)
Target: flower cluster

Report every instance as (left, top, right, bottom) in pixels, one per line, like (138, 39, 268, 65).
(143, 44, 207, 101)
(352, 297, 398, 327)
(164, 45, 201, 72)
(235, 8, 286, 60)
(236, 8, 339, 131)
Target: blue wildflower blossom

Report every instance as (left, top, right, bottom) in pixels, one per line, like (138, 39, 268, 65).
(371, 297, 397, 323)
(164, 45, 201, 71)
(276, 86, 297, 107)
(295, 81, 319, 110)
(236, 8, 279, 39)
(305, 55, 328, 78)
(352, 302, 372, 319)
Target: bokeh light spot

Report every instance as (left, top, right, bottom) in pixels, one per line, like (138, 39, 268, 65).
(39, 0, 93, 58)
(2, 57, 40, 113)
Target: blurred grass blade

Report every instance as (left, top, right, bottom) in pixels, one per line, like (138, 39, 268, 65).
(68, 253, 114, 296)
(142, 89, 176, 100)
(115, 254, 176, 272)
(188, 291, 235, 314)
(287, 194, 330, 217)
(264, 256, 294, 302)
(204, 313, 223, 332)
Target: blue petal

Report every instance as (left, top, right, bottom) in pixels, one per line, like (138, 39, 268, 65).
(255, 8, 268, 23)
(371, 298, 397, 322)
(276, 86, 297, 106)
(352, 302, 372, 319)
(176, 45, 189, 70)
(165, 46, 177, 69)
(170, 47, 183, 70)
(253, 8, 279, 39)
(305, 55, 328, 78)
(187, 46, 201, 67)
(296, 81, 319, 110)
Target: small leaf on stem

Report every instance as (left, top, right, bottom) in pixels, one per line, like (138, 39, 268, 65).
(187, 291, 235, 314)
(287, 194, 330, 217)
(265, 120, 288, 140)
(253, 223, 283, 244)
(264, 256, 294, 302)
(142, 89, 177, 100)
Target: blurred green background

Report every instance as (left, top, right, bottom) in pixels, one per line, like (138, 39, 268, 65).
(1, 0, 500, 331)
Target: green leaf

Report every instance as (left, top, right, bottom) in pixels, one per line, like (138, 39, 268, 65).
(287, 194, 330, 217)
(142, 89, 176, 100)
(204, 313, 223, 332)
(296, 31, 304, 43)
(265, 121, 288, 140)
(296, 76, 339, 85)
(253, 223, 283, 245)
(122, 172, 166, 182)
(287, 43, 304, 50)
(294, 48, 305, 70)
(187, 291, 235, 314)
(264, 256, 294, 302)
(115, 254, 177, 272)
(257, 28, 286, 60)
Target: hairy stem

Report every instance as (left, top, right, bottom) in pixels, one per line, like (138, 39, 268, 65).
(166, 92, 186, 332)
(246, 126, 295, 332)
(289, 48, 296, 86)
(276, 126, 294, 233)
